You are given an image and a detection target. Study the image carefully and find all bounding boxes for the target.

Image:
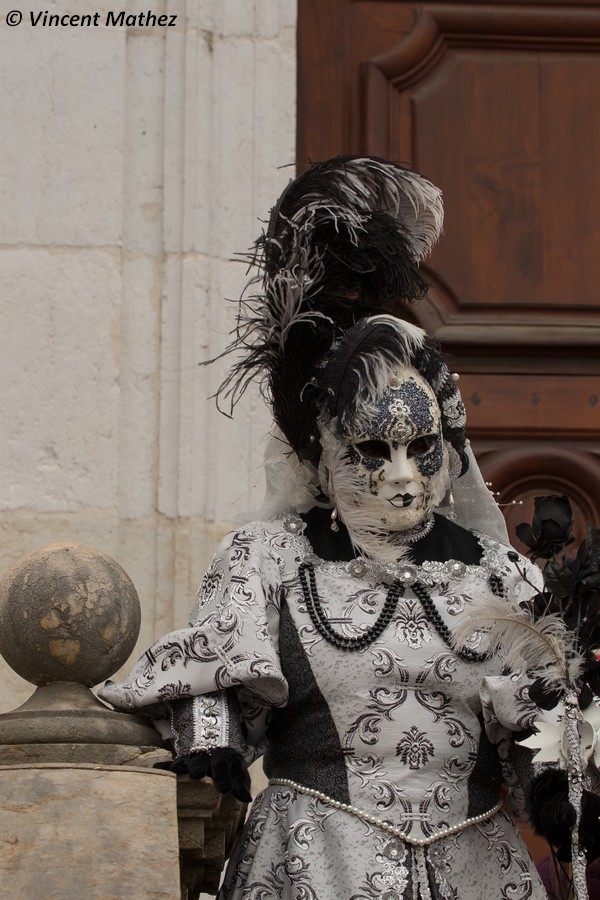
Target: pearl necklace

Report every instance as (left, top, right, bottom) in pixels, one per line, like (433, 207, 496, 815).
(382, 511, 435, 544)
(269, 778, 503, 847)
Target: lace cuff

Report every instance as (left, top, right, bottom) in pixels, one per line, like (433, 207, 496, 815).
(169, 691, 253, 761)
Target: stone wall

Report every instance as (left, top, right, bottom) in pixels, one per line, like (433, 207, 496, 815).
(0, 0, 296, 711)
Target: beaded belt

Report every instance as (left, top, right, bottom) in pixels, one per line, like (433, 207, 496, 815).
(269, 777, 503, 847)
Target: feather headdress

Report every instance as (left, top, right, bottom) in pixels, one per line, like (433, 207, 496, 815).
(213, 156, 444, 464)
(316, 316, 425, 432)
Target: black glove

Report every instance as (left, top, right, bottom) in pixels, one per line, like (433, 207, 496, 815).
(527, 769, 600, 862)
(155, 747, 252, 803)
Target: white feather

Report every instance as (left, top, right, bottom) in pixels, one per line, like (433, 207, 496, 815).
(332, 316, 427, 436)
(452, 592, 584, 689)
(341, 158, 444, 261)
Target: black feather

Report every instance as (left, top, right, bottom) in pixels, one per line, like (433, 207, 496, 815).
(210, 155, 444, 458)
(316, 320, 418, 432)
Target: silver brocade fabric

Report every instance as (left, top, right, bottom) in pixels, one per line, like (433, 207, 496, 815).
(100, 518, 548, 900)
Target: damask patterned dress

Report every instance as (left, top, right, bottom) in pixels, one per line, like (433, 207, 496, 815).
(99, 512, 548, 900)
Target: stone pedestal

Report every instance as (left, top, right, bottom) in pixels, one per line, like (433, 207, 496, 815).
(0, 681, 167, 767)
(178, 777, 246, 897)
(0, 764, 180, 899)
(0, 544, 168, 767)
(0, 543, 247, 899)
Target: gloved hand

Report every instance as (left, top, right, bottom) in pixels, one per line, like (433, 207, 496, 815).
(527, 769, 600, 862)
(154, 747, 252, 803)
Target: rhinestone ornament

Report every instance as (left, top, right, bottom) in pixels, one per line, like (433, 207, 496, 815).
(347, 558, 368, 578)
(283, 514, 305, 535)
(399, 565, 417, 584)
(383, 838, 403, 860)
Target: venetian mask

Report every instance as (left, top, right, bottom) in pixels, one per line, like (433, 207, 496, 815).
(320, 366, 450, 541)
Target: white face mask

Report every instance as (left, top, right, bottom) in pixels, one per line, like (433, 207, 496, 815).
(320, 367, 450, 544)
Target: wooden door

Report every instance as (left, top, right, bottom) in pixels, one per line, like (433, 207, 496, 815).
(297, 0, 600, 543)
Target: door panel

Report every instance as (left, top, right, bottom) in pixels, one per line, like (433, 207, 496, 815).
(298, 0, 600, 537)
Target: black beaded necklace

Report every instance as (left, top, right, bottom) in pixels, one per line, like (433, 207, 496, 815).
(298, 561, 404, 650)
(298, 560, 491, 661)
(410, 581, 486, 663)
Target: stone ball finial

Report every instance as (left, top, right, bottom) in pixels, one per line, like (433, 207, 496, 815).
(0, 543, 141, 687)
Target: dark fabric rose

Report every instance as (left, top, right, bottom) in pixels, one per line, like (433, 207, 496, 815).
(579, 654, 600, 707)
(543, 524, 600, 649)
(525, 770, 600, 862)
(515, 495, 574, 562)
(526, 769, 576, 855)
(528, 677, 562, 710)
(511, 502, 600, 708)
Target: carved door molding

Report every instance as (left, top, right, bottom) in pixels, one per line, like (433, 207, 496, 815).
(360, 4, 600, 359)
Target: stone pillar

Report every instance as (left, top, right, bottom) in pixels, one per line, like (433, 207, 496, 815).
(0, 2, 297, 720)
(0, 763, 180, 899)
(0, 542, 246, 899)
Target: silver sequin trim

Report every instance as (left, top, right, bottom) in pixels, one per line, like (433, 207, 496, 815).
(297, 531, 509, 588)
(190, 693, 229, 752)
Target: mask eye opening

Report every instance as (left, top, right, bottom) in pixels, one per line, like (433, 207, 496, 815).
(407, 435, 436, 458)
(353, 439, 391, 461)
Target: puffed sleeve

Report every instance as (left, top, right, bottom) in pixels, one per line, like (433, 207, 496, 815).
(479, 671, 540, 817)
(98, 527, 289, 759)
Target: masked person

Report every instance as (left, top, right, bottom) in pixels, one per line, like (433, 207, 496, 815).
(100, 158, 562, 899)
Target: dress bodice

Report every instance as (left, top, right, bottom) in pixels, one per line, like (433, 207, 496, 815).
(260, 525, 516, 840)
